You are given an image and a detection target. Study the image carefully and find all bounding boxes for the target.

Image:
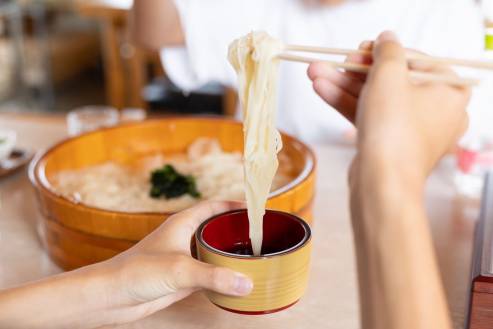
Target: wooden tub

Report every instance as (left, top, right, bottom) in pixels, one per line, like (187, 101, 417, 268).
(30, 117, 316, 270)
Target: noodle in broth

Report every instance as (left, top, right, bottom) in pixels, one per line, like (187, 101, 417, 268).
(228, 31, 283, 255)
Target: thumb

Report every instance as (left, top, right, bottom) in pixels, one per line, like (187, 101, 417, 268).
(369, 31, 407, 83)
(170, 257, 253, 297)
(159, 201, 245, 252)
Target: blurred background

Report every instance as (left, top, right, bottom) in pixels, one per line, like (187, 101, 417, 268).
(1, 0, 493, 119)
(0, 0, 235, 116)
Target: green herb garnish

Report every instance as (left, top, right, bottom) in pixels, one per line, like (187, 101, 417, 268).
(150, 164, 201, 199)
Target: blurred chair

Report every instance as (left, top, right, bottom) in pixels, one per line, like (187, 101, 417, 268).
(0, 0, 26, 102)
(22, 0, 101, 110)
(75, 0, 145, 110)
(23, 0, 54, 108)
(0, 0, 101, 111)
(75, 0, 236, 116)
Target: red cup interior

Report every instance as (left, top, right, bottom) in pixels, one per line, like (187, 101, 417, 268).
(199, 209, 308, 257)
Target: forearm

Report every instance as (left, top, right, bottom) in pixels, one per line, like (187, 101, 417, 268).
(0, 263, 116, 329)
(131, 0, 184, 49)
(350, 153, 451, 329)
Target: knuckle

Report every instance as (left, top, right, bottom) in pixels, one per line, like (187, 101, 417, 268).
(307, 62, 322, 80)
(209, 267, 227, 290)
(161, 212, 181, 228)
(307, 64, 316, 80)
(313, 77, 329, 93)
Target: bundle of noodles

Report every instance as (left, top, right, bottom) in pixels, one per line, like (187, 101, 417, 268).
(228, 31, 283, 255)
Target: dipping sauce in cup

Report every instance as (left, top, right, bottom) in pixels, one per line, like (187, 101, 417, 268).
(195, 209, 312, 315)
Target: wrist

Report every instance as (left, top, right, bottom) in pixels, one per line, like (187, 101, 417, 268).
(349, 151, 426, 233)
(352, 147, 427, 194)
(73, 260, 128, 327)
(54, 263, 118, 328)
(0, 262, 117, 329)
(349, 149, 452, 329)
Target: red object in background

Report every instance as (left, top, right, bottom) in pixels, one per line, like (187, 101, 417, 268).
(457, 147, 493, 174)
(458, 147, 479, 173)
(200, 209, 307, 256)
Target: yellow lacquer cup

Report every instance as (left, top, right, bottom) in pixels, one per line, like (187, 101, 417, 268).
(195, 209, 312, 315)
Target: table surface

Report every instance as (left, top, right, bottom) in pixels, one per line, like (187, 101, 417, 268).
(0, 113, 479, 329)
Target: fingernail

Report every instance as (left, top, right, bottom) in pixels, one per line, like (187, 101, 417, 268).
(233, 273, 253, 295)
(377, 31, 399, 43)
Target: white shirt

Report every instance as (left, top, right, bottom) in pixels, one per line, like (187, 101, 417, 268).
(161, 0, 484, 144)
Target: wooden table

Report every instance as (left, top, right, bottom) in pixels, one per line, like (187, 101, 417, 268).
(0, 113, 478, 329)
(74, 0, 147, 110)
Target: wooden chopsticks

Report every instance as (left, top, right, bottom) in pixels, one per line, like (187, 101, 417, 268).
(285, 45, 493, 70)
(279, 44, 492, 87)
(278, 53, 479, 87)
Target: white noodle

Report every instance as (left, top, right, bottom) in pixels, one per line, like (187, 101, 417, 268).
(53, 138, 291, 214)
(228, 31, 283, 256)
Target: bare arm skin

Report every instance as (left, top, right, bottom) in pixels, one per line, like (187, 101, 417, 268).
(308, 31, 470, 329)
(131, 0, 184, 49)
(349, 154, 451, 329)
(0, 202, 252, 329)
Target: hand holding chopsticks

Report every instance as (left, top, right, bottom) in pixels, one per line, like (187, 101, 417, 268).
(311, 32, 470, 329)
(278, 42, 492, 87)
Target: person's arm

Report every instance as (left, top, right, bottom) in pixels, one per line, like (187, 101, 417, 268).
(0, 201, 252, 329)
(132, 0, 184, 49)
(0, 264, 117, 328)
(349, 154, 451, 329)
(308, 31, 470, 329)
